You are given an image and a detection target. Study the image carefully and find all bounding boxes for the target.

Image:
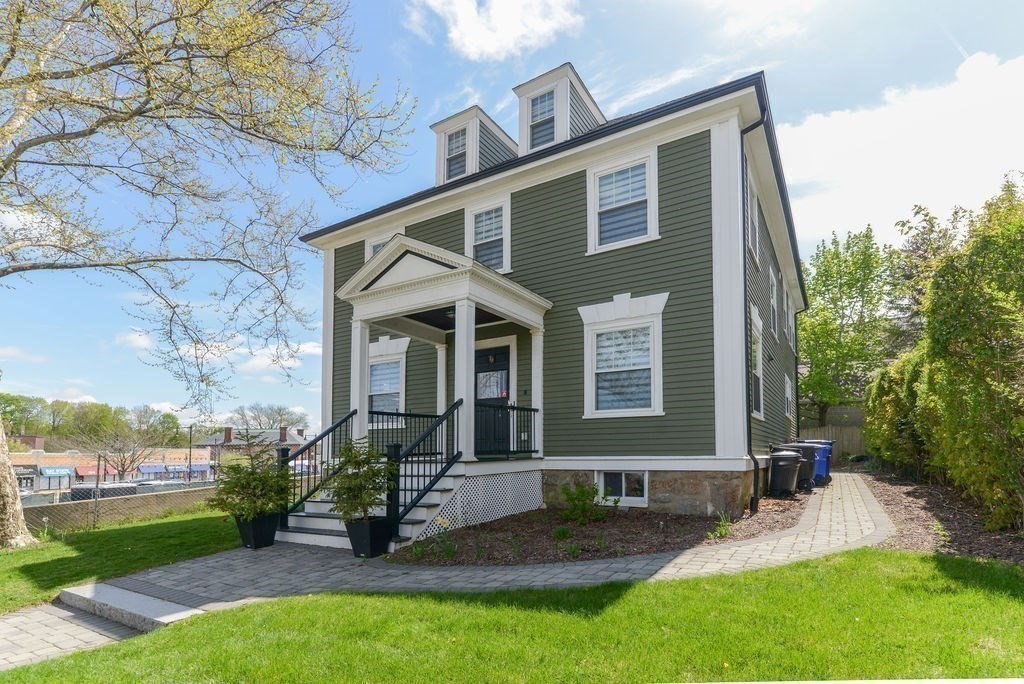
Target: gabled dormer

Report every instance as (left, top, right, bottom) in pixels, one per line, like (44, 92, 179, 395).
(430, 106, 517, 186)
(512, 63, 606, 156)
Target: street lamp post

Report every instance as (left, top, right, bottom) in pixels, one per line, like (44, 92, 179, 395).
(187, 424, 193, 483)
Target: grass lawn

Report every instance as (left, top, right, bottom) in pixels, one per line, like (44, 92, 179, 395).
(0, 511, 239, 614)
(8, 548, 1024, 682)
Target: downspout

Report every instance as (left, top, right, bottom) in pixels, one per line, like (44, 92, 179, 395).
(740, 113, 766, 514)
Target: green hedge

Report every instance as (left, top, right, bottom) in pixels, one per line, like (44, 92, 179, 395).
(865, 184, 1024, 530)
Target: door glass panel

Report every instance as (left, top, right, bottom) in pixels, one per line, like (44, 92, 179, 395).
(476, 370, 508, 400)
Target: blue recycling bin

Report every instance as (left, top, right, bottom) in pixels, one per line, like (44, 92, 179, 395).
(801, 440, 834, 485)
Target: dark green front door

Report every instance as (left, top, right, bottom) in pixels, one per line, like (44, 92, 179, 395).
(475, 346, 510, 455)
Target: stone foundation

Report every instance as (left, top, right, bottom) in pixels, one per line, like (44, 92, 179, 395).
(543, 469, 752, 520)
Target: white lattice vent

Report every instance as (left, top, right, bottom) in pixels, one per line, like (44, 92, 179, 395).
(416, 470, 542, 540)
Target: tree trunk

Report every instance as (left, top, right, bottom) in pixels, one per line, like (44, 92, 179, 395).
(817, 403, 830, 427)
(0, 421, 37, 548)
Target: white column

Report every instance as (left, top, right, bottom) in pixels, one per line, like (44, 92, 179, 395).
(321, 248, 335, 430)
(453, 299, 476, 460)
(435, 344, 447, 414)
(350, 319, 370, 439)
(530, 328, 544, 458)
(710, 115, 748, 459)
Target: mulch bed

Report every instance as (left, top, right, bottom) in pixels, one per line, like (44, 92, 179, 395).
(387, 492, 812, 566)
(860, 469, 1024, 565)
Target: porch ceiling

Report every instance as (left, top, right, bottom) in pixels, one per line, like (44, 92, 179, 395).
(337, 235, 552, 331)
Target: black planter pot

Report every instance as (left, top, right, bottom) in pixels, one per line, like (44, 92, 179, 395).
(344, 516, 393, 558)
(235, 513, 279, 549)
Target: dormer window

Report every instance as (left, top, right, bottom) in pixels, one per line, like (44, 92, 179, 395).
(529, 90, 556, 149)
(446, 128, 467, 180)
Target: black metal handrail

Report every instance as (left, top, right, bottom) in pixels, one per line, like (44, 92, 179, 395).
(475, 403, 539, 459)
(367, 410, 445, 460)
(385, 399, 463, 521)
(279, 410, 356, 519)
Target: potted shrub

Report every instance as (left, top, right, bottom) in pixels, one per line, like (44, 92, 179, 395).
(327, 439, 398, 558)
(209, 446, 292, 549)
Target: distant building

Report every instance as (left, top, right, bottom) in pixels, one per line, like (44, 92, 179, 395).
(194, 427, 309, 464)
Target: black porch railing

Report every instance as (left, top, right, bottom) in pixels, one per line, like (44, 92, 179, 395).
(366, 410, 446, 460)
(382, 399, 463, 521)
(278, 410, 357, 524)
(475, 403, 539, 459)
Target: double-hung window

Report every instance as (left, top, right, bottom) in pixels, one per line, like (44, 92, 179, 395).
(595, 326, 652, 411)
(587, 151, 658, 253)
(465, 197, 511, 272)
(529, 90, 555, 149)
(579, 292, 668, 419)
(786, 291, 796, 344)
(446, 128, 467, 180)
(785, 376, 795, 422)
(750, 305, 764, 420)
(369, 360, 401, 413)
(367, 336, 409, 424)
(747, 171, 760, 262)
(769, 265, 779, 337)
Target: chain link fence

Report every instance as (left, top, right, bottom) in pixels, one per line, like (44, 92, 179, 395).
(21, 481, 218, 533)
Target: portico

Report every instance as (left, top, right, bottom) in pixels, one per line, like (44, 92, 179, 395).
(336, 235, 553, 461)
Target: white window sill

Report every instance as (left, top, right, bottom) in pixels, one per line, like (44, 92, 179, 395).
(583, 409, 664, 420)
(751, 411, 765, 422)
(586, 233, 661, 256)
(599, 497, 648, 508)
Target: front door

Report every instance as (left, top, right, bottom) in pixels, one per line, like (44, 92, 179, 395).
(475, 346, 510, 456)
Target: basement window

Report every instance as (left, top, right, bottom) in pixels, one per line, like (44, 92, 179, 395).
(598, 471, 648, 506)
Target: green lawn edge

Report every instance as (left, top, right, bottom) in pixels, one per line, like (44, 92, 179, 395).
(0, 511, 240, 614)
(6, 548, 1024, 682)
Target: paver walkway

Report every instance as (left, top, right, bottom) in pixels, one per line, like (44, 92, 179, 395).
(0, 604, 137, 671)
(0, 472, 892, 671)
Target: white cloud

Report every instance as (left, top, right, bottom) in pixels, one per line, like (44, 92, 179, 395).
(406, 0, 583, 61)
(114, 329, 154, 351)
(48, 386, 97, 403)
(237, 342, 321, 375)
(778, 52, 1024, 253)
(0, 346, 47, 363)
(686, 0, 822, 45)
(604, 58, 724, 117)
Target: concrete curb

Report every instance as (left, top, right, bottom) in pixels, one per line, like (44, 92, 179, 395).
(59, 584, 202, 633)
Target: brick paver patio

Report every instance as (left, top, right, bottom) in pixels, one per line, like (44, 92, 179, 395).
(0, 472, 892, 671)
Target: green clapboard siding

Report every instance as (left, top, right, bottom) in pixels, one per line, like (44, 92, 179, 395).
(332, 131, 717, 458)
(745, 167, 798, 454)
(508, 130, 715, 457)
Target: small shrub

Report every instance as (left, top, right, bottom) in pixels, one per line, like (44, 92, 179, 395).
(707, 511, 733, 540)
(552, 526, 574, 541)
(561, 483, 608, 524)
(411, 544, 427, 561)
(564, 543, 581, 559)
(595, 533, 606, 551)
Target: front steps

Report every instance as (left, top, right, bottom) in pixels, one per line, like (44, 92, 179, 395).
(278, 463, 464, 551)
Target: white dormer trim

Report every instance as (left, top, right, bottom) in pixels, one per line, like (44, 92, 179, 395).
(513, 63, 607, 156)
(430, 106, 517, 186)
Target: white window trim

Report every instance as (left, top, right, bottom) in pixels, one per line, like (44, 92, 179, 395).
(769, 265, 779, 338)
(579, 292, 668, 419)
(747, 169, 760, 266)
(786, 290, 796, 348)
(464, 194, 512, 274)
(750, 305, 765, 422)
(785, 375, 795, 422)
(445, 127, 469, 181)
(432, 117, 480, 185)
(367, 336, 410, 428)
(595, 470, 649, 508)
(586, 148, 660, 256)
(517, 80, 569, 154)
(364, 229, 404, 262)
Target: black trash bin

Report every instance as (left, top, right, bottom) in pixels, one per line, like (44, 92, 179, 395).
(776, 443, 818, 491)
(768, 450, 802, 497)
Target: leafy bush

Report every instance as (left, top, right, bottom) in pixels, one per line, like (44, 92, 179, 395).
(327, 439, 397, 522)
(561, 483, 607, 524)
(864, 345, 931, 477)
(552, 526, 573, 541)
(208, 450, 291, 522)
(706, 512, 733, 540)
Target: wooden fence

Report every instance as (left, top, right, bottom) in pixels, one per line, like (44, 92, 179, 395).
(800, 425, 865, 457)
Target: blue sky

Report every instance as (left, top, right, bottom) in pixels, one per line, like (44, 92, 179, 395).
(2, 0, 1023, 430)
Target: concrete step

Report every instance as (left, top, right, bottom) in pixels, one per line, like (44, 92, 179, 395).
(303, 499, 336, 515)
(287, 511, 344, 531)
(276, 526, 351, 549)
(60, 584, 201, 632)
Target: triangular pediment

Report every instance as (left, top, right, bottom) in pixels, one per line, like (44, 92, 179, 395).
(366, 251, 455, 290)
(337, 235, 473, 299)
